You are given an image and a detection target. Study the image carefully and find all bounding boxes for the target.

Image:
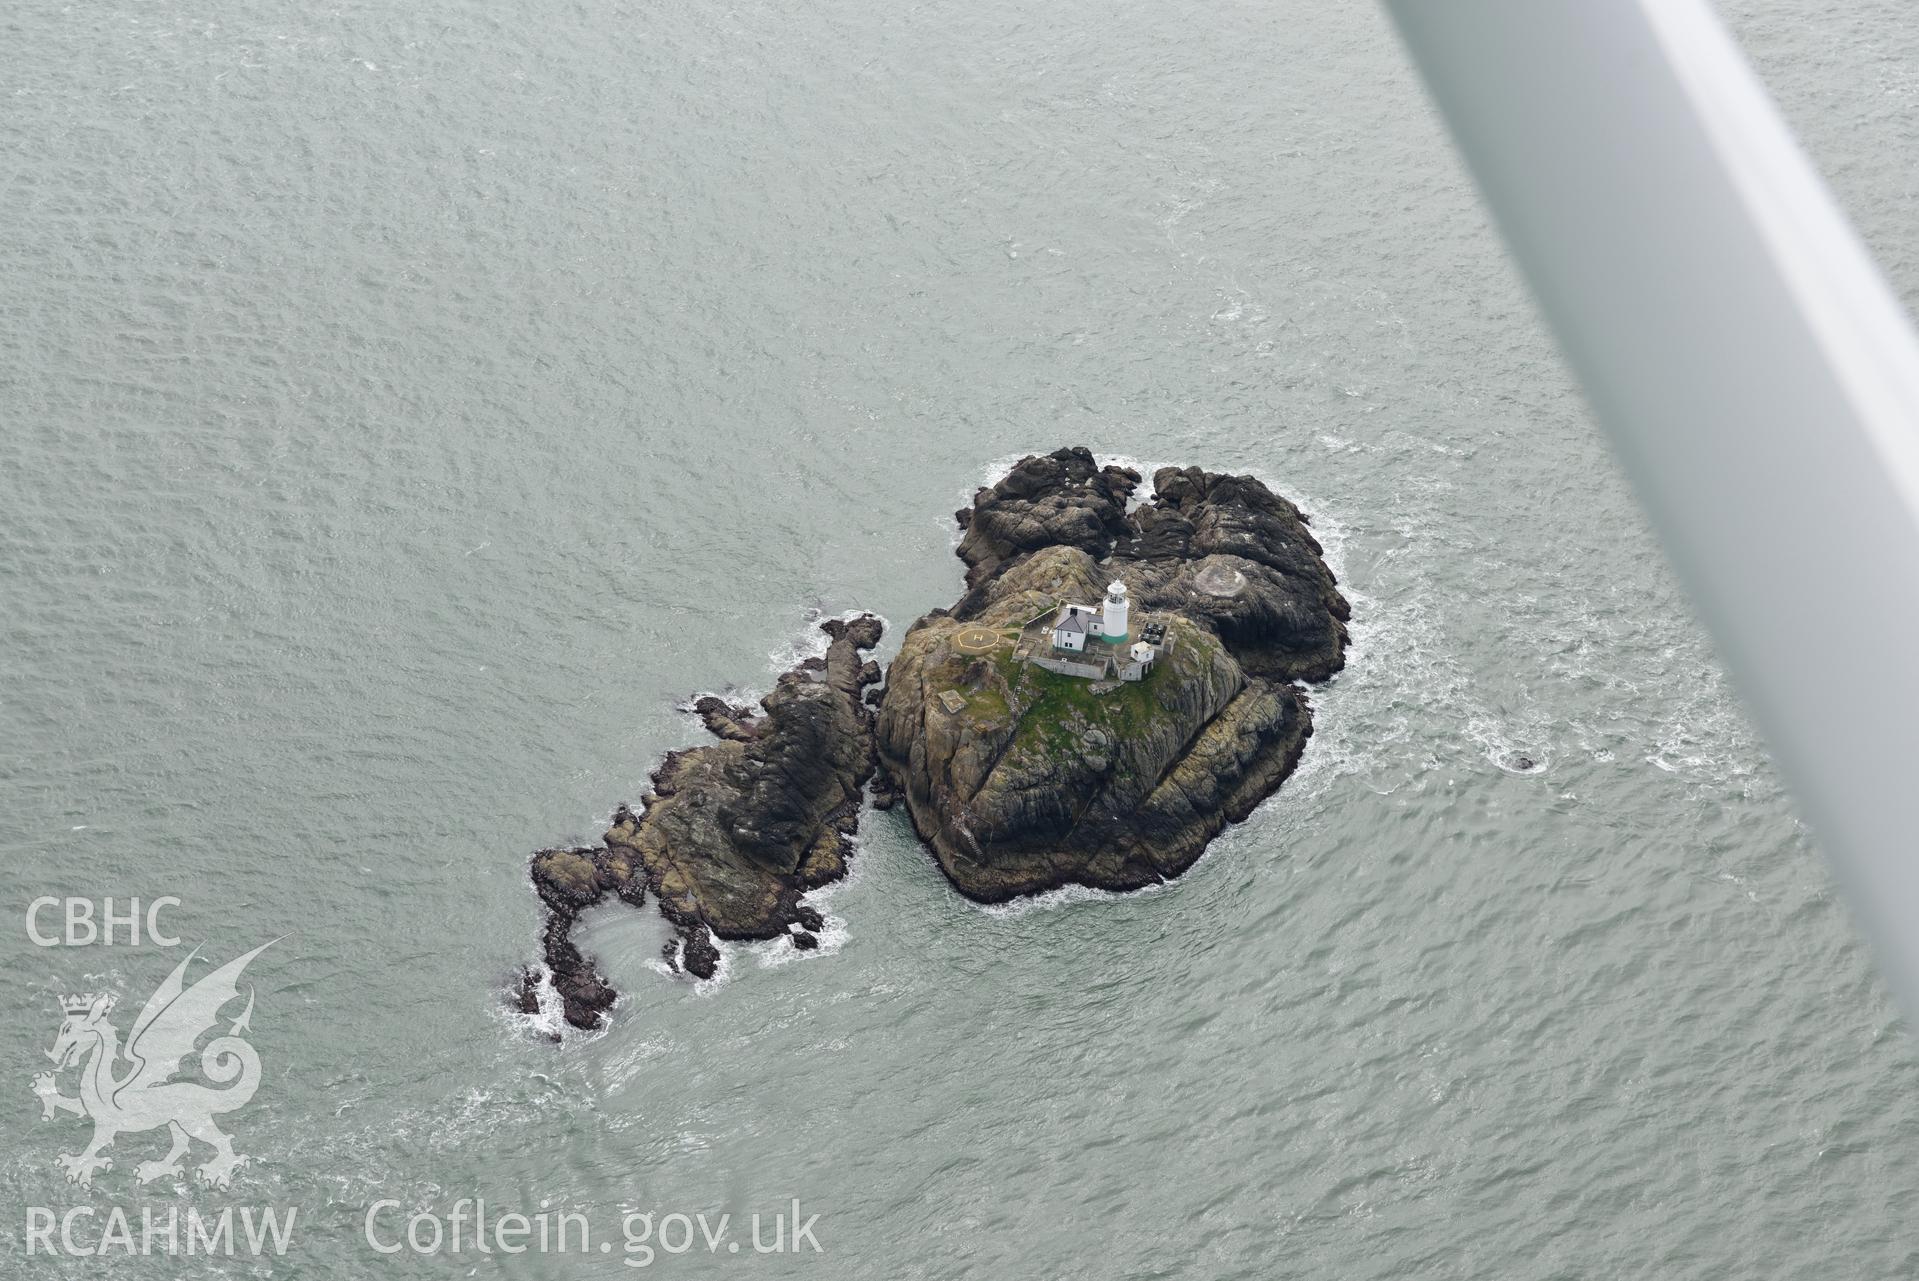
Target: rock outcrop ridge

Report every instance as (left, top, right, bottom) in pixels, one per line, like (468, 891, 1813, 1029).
(521, 614, 883, 1030)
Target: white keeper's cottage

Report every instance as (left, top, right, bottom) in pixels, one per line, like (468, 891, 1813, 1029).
(1050, 604, 1096, 652)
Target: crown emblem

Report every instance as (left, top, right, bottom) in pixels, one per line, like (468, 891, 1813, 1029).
(60, 992, 113, 1016)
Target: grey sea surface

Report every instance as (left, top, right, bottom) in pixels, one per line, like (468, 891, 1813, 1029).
(4, 1, 1917, 1276)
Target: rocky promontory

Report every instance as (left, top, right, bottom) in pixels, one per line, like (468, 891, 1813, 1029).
(876, 447, 1348, 901)
(521, 614, 883, 1030)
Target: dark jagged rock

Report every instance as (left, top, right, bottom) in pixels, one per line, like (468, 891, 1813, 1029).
(791, 931, 819, 952)
(512, 967, 543, 1014)
(680, 929, 721, 980)
(954, 447, 1140, 590)
(520, 846, 627, 1029)
(690, 695, 763, 743)
(877, 447, 1348, 902)
(523, 615, 883, 1031)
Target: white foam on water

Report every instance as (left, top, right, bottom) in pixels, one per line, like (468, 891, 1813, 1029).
(496, 964, 578, 1045)
(630, 922, 738, 997)
(795, 605, 893, 673)
(949, 451, 1036, 548)
(977, 451, 1032, 491)
(752, 814, 879, 968)
(672, 610, 893, 725)
(679, 685, 765, 720)
(687, 928, 734, 995)
(977, 874, 1180, 919)
(1099, 453, 1161, 510)
(747, 915, 848, 968)
(1467, 709, 1555, 776)
(764, 606, 840, 674)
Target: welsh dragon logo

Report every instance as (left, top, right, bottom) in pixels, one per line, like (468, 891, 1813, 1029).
(33, 941, 275, 1190)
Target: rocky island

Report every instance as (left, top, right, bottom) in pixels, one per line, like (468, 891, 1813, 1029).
(875, 447, 1349, 900)
(520, 614, 884, 1030)
(515, 448, 1348, 1032)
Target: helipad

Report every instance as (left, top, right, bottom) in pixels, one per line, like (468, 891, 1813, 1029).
(952, 625, 1001, 653)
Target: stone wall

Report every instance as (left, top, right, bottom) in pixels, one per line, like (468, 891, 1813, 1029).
(1031, 655, 1109, 680)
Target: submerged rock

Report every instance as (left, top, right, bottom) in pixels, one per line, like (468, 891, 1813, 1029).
(523, 614, 883, 1030)
(877, 447, 1348, 902)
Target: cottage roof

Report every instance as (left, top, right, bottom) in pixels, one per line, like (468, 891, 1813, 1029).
(1053, 610, 1090, 634)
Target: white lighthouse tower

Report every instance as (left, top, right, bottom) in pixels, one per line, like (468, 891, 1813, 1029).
(1099, 580, 1130, 644)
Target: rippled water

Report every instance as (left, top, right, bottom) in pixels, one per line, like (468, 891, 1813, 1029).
(5, 1, 1919, 1276)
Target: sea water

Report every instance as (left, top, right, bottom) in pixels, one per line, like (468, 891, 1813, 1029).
(4, 1, 1917, 1275)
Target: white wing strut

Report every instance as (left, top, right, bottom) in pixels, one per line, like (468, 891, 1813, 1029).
(1382, 1, 1919, 1013)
